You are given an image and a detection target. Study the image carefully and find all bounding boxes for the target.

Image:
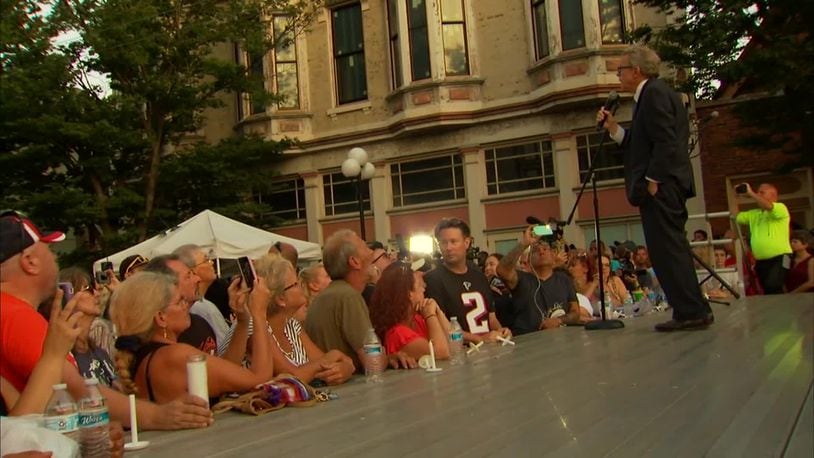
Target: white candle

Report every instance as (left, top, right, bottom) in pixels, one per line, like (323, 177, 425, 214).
(129, 394, 139, 442)
(429, 340, 437, 369)
(186, 354, 209, 407)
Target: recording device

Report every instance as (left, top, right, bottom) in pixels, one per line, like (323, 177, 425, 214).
(596, 91, 620, 130)
(237, 256, 256, 290)
(526, 216, 564, 245)
(57, 282, 74, 308)
(395, 233, 408, 261)
(95, 270, 110, 285)
(735, 183, 748, 194)
(101, 261, 113, 272)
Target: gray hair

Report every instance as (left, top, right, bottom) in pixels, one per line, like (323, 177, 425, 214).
(142, 254, 182, 278)
(322, 229, 358, 280)
(253, 253, 293, 315)
(172, 244, 202, 268)
(626, 45, 661, 78)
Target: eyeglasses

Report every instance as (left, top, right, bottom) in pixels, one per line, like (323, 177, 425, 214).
(616, 65, 633, 75)
(195, 257, 213, 267)
(283, 280, 300, 292)
(372, 250, 391, 264)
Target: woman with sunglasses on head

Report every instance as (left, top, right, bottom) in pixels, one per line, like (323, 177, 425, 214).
(254, 254, 355, 385)
(109, 271, 274, 404)
(56, 267, 118, 388)
(368, 262, 451, 362)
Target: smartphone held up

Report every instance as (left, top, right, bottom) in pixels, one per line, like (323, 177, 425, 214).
(237, 256, 256, 290)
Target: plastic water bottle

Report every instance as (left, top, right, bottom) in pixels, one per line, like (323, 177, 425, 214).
(604, 291, 613, 318)
(448, 317, 465, 365)
(44, 383, 79, 442)
(622, 293, 634, 318)
(363, 328, 384, 383)
(78, 378, 111, 458)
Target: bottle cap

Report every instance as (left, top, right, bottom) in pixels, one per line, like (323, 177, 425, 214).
(52, 383, 67, 390)
(83, 377, 99, 386)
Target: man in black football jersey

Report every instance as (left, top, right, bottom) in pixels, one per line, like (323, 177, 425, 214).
(497, 226, 583, 335)
(424, 218, 511, 344)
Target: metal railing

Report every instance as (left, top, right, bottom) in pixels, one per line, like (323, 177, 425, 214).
(687, 211, 745, 298)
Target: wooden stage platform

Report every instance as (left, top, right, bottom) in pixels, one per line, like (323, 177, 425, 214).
(133, 294, 813, 457)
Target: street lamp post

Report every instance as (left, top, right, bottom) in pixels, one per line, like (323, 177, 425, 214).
(341, 147, 375, 241)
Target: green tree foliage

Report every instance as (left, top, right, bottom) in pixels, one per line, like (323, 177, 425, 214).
(632, 0, 814, 168)
(1, 0, 318, 267)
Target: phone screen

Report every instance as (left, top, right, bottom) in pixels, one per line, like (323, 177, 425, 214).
(237, 256, 256, 290)
(533, 224, 554, 237)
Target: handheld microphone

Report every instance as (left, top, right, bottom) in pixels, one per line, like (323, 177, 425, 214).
(596, 91, 620, 131)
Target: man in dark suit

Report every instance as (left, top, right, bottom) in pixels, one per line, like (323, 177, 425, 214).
(597, 45, 712, 331)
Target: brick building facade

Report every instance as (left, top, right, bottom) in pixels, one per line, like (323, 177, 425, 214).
(200, 1, 718, 253)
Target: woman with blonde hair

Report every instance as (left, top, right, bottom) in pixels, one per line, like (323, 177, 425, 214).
(254, 255, 354, 385)
(109, 272, 273, 403)
(295, 263, 331, 322)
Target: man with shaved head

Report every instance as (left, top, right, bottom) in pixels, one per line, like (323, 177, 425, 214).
(734, 182, 792, 294)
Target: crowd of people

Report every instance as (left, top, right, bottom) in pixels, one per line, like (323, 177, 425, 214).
(1, 199, 812, 455)
(3, 41, 812, 457)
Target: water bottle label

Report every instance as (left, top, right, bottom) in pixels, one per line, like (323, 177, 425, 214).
(450, 332, 463, 343)
(44, 413, 79, 433)
(363, 344, 382, 355)
(78, 410, 110, 428)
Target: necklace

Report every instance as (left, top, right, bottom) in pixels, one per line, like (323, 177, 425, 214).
(270, 324, 296, 361)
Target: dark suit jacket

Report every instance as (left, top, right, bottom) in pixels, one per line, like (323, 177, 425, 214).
(622, 78, 694, 207)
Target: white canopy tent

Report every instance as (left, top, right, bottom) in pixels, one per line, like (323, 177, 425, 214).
(93, 209, 321, 273)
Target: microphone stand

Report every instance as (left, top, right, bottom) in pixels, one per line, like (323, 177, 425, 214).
(565, 114, 624, 331)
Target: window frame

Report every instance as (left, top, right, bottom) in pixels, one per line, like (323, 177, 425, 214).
(597, 0, 625, 45)
(485, 140, 556, 196)
(407, 0, 432, 81)
(272, 15, 301, 110)
(390, 154, 466, 208)
(576, 126, 629, 183)
(387, 0, 403, 89)
(558, 0, 586, 51)
(331, 2, 368, 105)
(531, 0, 550, 60)
(323, 171, 371, 217)
(439, 0, 470, 76)
(261, 177, 307, 221)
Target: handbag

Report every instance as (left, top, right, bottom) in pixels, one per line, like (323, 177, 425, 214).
(212, 374, 322, 416)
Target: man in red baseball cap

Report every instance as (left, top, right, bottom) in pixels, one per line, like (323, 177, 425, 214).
(0, 210, 213, 431)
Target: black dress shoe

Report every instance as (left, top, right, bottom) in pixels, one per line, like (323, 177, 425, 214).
(655, 317, 711, 332)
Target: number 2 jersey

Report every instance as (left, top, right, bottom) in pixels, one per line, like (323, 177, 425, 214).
(424, 263, 495, 334)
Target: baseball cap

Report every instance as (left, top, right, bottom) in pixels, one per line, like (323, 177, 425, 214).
(0, 210, 66, 263)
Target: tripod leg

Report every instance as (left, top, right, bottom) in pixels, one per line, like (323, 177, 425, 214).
(692, 250, 740, 300)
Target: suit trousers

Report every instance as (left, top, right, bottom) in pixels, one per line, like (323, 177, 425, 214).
(639, 180, 711, 320)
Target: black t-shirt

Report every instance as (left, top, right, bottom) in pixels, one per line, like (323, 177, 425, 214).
(509, 270, 577, 336)
(178, 314, 218, 355)
(362, 283, 376, 308)
(205, 278, 231, 323)
(74, 347, 117, 387)
(424, 263, 494, 334)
